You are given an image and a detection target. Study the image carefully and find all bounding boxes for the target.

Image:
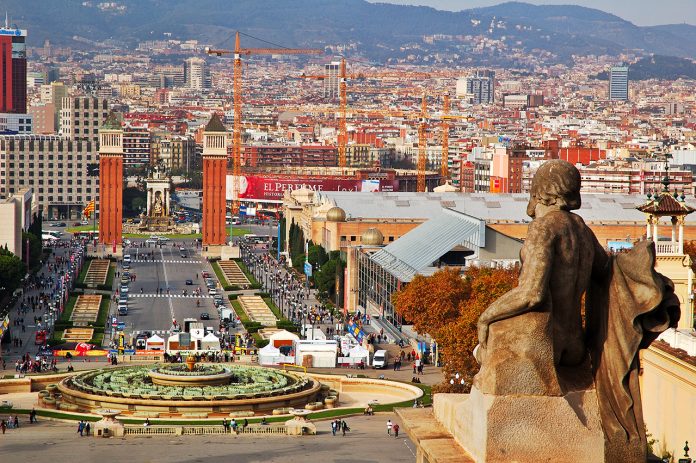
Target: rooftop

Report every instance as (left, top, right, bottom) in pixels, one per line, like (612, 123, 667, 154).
(315, 191, 696, 224)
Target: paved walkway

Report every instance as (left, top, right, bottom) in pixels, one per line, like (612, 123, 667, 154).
(0, 413, 417, 463)
(1, 243, 82, 365)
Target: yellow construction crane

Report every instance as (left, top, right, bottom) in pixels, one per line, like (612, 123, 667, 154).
(206, 32, 322, 209)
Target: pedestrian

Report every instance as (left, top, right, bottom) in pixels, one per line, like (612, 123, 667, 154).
(387, 419, 393, 435)
(1, 420, 5, 434)
(393, 423, 400, 438)
(13, 415, 18, 428)
(222, 418, 229, 432)
(331, 420, 337, 436)
(341, 420, 349, 436)
(77, 420, 84, 436)
(243, 418, 248, 432)
(30, 408, 36, 423)
(231, 418, 238, 434)
(85, 422, 91, 436)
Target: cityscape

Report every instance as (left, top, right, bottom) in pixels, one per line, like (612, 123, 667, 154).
(0, 1, 695, 462)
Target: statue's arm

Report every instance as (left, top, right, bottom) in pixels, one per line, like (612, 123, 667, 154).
(478, 221, 554, 347)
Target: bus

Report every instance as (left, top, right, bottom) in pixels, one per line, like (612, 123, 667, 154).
(35, 330, 48, 345)
(73, 230, 98, 239)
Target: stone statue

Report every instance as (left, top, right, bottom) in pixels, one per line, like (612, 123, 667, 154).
(475, 159, 680, 462)
(152, 191, 164, 217)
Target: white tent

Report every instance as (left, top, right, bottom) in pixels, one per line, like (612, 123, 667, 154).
(259, 344, 281, 365)
(146, 334, 165, 351)
(269, 330, 299, 347)
(348, 344, 369, 361)
(200, 332, 221, 351)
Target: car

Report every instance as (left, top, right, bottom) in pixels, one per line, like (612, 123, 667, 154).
(52, 222, 66, 227)
(200, 312, 210, 320)
(208, 288, 217, 296)
(180, 251, 187, 258)
(81, 220, 89, 226)
(145, 239, 158, 245)
(158, 236, 171, 242)
(202, 271, 210, 278)
(72, 222, 81, 226)
(120, 276, 130, 285)
(120, 286, 129, 294)
(185, 279, 193, 285)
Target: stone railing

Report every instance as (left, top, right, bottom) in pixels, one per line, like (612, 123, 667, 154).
(123, 424, 287, 436)
(655, 242, 681, 255)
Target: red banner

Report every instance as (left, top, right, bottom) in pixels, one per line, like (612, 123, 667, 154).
(227, 175, 398, 202)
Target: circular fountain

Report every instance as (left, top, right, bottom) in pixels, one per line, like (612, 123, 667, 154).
(54, 360, 320, 416)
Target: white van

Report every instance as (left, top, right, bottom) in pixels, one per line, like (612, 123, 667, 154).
(372, 350, 388, 369)
(123, 254, 132, 263)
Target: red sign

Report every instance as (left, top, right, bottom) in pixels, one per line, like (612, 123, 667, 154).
(227, 175, 398, 202)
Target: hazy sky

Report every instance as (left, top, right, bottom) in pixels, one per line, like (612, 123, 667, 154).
(369, 1, 696, 26)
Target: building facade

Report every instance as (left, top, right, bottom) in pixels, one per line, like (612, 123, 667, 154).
(323, 61, 340, 100)
(152, 135, 197, 171)
(184, 57, 211, 90)
(0, 135, 99, 219)
(60, 97, 110, 142)
(122, 125, 151, 167)
(464, 70, 495, 105)
(0, 23, 27, 114)
(609, 65, 629, 101)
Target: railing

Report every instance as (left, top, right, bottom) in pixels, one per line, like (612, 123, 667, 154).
(123, 424, 288, 436)
(124, 425, 177, 435)
(655, 242, 681, 255)
(182, 425, 228, 435)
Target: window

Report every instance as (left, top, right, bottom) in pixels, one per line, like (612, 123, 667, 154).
(350, 236, 356, 242)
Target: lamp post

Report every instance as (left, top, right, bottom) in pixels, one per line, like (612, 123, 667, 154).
(678, 442, 691, 463)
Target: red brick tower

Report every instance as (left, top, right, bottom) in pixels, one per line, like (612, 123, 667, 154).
(98, 112, 123, 253)
(202, 114, 228, 252)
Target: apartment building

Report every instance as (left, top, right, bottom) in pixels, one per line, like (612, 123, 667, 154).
(60, 97, 110, 142)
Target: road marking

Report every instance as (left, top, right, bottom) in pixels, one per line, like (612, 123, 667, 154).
(129, 294, 213, 299)
(132, 259, 202, 264)
(160, 248, 176, 322)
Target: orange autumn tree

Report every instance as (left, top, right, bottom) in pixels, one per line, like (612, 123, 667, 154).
(392, 265, 519, 392)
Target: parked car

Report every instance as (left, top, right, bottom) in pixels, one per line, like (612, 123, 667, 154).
(185, 279, 193, 285)
(200, 312, 210, 320)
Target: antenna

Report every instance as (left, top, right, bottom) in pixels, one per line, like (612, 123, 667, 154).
(4, 12, 8, 29)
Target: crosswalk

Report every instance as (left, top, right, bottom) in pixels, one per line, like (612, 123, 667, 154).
(128, 293, 214, 299)
(131, 259, 203, 264)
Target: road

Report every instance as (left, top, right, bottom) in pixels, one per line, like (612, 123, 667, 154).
(113, 239, 225, 340)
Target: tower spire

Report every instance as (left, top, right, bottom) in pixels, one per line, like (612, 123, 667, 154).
(5, 12, 8, 29)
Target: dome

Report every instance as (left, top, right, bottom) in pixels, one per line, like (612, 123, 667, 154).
(326, 206, 347, 222)
(433, 182, 458, 193)
(361, 228, 384, 246)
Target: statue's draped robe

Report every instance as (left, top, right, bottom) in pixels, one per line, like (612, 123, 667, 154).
(586, 240, 680, 462)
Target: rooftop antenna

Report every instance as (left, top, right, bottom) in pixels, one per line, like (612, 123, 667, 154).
(4, 12, 8, 29)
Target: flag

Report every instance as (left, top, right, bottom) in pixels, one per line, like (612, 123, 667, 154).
(83, 200, 95, 218)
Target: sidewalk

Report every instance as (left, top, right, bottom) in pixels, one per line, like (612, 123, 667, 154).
(1, 243, 82, 366)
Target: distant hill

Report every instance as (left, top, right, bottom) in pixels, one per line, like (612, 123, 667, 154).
(4, 0, 696, 66)
(593, 55, 696, 81)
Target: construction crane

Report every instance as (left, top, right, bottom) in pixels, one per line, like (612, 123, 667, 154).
(206, 32, 322, 208)
(418, 94, 428, 192)
(441, 94, 450, 182)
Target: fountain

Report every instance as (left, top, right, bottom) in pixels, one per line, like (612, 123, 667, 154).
(139, 160, 174, 233)
(54, 360, 321, 415)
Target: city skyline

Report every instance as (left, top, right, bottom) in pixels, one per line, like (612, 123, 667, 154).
(370, 0, 696, 26)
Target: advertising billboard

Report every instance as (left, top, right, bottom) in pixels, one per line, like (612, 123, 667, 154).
(226, 175, 398, 202)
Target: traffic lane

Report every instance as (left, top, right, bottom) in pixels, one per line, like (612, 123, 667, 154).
(161, 249, 218, 327)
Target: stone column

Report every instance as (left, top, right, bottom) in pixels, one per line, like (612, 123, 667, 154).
(652, 218, 659, 243)
(679, 216, 685, 255)
(671, 216, 677, 245)
(646, 217, 652, 239)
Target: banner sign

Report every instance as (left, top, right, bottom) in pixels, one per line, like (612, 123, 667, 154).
(347, 320, 365, 343)
(227, 175, 398, 201)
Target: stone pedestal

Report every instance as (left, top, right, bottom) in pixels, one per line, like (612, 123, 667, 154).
(202, 245, 223, 259)
(93, 409, 124, 438)
(220, 245, 240, 261)
(285, 409, 316, 436)
(434, 387, 605, 463)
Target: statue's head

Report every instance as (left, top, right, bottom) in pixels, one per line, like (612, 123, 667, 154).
(527, 159, 581, 218)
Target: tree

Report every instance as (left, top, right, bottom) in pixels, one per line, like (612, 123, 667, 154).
(0, 249, 26, 300)
(22, 231, 42, 271)
(392, 265, 519, 392)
